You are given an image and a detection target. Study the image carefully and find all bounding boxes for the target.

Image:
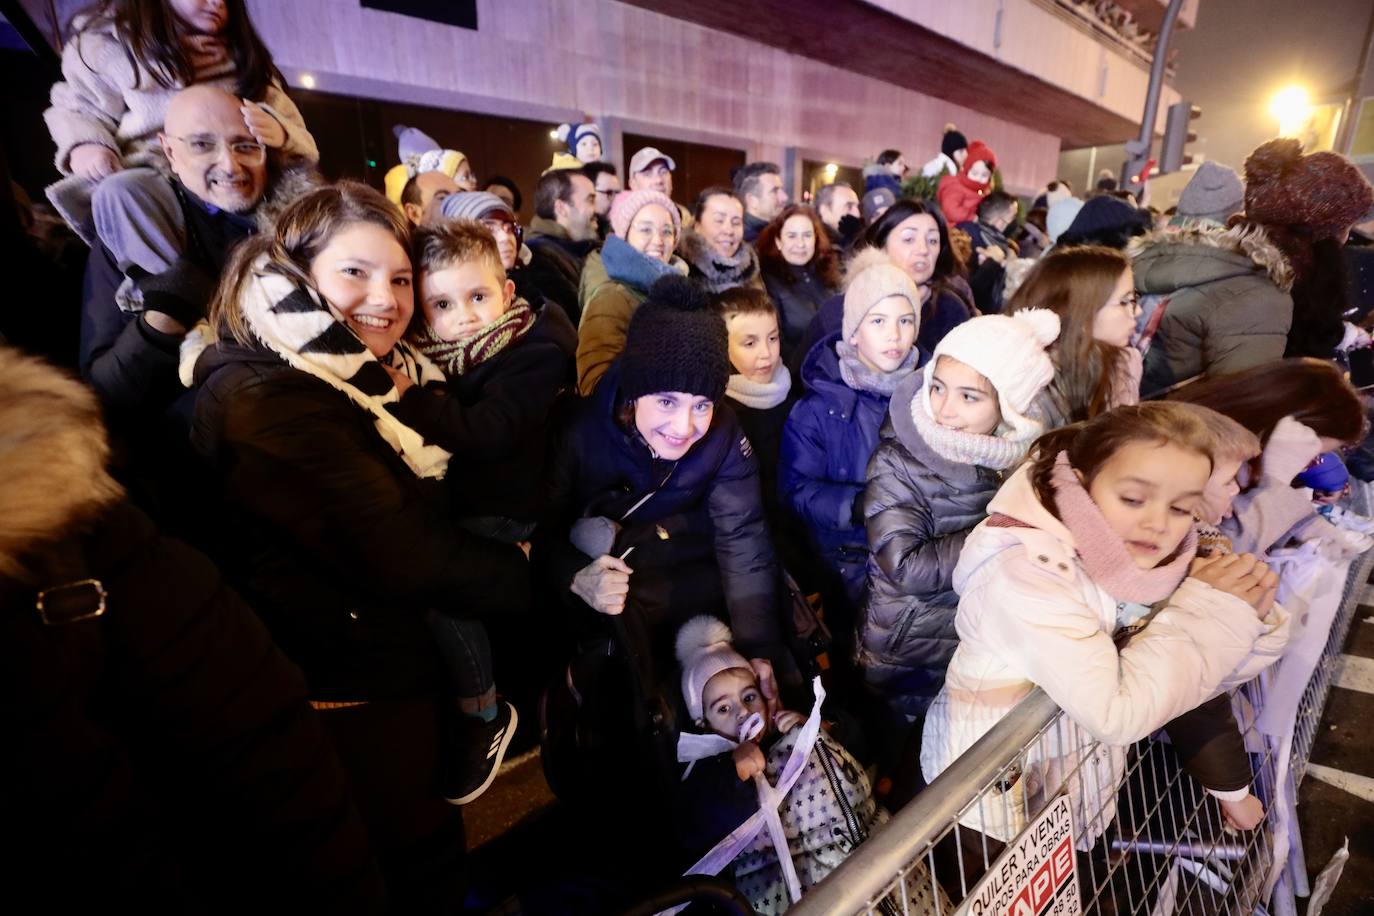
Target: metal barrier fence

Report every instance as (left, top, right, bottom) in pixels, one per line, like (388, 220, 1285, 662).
(793, 538, 1374, 916)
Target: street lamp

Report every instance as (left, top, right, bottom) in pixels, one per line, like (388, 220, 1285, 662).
(1270, 85, 1311, 137)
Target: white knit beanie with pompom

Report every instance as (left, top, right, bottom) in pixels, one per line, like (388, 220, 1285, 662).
(675, 615, 752, 725)
(921, 308, 1061, 441)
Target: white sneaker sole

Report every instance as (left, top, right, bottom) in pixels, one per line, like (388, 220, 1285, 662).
(447, 704, 519, 806)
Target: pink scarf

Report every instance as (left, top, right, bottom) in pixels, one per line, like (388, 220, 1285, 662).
(993, 452, 1196, 605)
(1049, 451, 1196, 603)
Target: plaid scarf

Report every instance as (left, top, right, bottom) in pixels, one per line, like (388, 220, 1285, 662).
(413, 299, 537, 377)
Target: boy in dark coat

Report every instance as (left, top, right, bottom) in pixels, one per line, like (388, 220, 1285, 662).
(386, 219, 577, 804)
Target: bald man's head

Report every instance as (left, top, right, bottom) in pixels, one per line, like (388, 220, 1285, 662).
(160, 85, 268, 213)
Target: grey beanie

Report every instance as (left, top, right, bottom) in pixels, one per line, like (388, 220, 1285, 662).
(1177, 161, 1244, 224)
(440, 191, 513, 223)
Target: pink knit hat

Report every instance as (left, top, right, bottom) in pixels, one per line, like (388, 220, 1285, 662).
(609, 188, 681, 241)
(675, 616, 751, 725)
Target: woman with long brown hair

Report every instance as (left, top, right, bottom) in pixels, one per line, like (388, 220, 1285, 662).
(757, 204, 841, 368)
(1007, 245, 1142, 428)
(189, 181, 529, 909)
(1170, 358, 1370, 557)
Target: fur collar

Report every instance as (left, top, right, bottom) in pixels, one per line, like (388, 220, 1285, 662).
(0, 349, 123, 581)
(1128, 221, 1293, 292)
(679, 230, 762, 294)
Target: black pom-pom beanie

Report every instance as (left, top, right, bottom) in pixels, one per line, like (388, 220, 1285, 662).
(620, 275, 729, 403)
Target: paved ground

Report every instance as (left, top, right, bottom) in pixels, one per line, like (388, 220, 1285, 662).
(1296, 590, 1374, 916)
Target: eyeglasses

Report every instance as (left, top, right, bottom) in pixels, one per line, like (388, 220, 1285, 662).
(168, 134, 267, 165)
(480, 217, 523, 245)
(1117, 292, 1142, 315)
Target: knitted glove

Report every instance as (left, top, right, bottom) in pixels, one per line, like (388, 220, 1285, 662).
(1261, 416, 1322, 485)
(570, 516, 622, 559)
(137, 257, 217, 330)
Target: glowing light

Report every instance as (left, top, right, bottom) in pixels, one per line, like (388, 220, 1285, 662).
(1269, 85, 1311, 137)
(549, 129, 560, 140)
(299, 73, 316, 89)
(823, 162, 839, 179)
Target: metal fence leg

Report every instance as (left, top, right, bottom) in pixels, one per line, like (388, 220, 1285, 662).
(1281, 772, 1310, 900)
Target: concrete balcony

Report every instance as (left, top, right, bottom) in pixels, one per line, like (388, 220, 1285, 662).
(623, 0, 1190, 149)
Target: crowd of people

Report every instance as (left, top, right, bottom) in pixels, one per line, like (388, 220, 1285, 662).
(8, 1, 1374, 913)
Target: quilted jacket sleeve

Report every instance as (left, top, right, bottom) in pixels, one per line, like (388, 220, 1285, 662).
(864, 440, 968, 599)
(965, 545, 1279, 746)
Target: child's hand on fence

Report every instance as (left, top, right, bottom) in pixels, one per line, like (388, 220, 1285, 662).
(1189, 553, 1278, 616)
(70, 143, 121, 180)
(1219, 793, 1264, 831)
(241, 100, 286, 148)
(774, 711, 805, 734)
(733, 741, 766, 781)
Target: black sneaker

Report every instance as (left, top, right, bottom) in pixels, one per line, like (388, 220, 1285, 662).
(444, 701, 518, 805)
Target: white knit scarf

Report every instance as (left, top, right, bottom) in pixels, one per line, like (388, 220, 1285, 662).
(908, 393, 1036, 471)
(725, 361, 793, 410)
(238, 259, 452, 479)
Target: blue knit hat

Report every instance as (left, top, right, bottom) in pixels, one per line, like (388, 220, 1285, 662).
(1297, 451, 1350, 492)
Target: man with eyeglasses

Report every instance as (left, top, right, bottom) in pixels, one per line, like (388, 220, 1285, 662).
(82, 85, 298, 419)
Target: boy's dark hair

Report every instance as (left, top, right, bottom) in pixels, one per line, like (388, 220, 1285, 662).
(978, 190, 1018, 221)
(582, 161, 618, 183)
(713, 286, 777, 322)
(734, 162, 780, 200)
(534, 169, 579, 220)
(78, 0, 280, 99)
(693, 185, 743, 222)
(484, 175, 523, 212)
(413, 219, 507, 282)
(400, 174, 422, 209)
(876, 149, 904, 166)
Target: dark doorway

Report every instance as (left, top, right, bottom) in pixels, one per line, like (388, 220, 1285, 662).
(801, 159, 863, 205)
(290, 89, 565, 223)
(622, 132, 746, 212)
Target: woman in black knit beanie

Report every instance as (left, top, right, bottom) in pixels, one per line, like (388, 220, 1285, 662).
(540, 274, 788, 683)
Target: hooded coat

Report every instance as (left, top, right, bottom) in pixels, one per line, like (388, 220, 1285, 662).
(856, 373, 1002, 717)
(1133, 223, 1295, 396)
(920, 464, 1291, 844)
(0, 350, 385, 913)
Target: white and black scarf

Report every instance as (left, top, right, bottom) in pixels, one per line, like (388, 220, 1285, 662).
(236, 259, 451, 479)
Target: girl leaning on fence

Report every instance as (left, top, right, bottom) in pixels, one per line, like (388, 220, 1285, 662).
(919, 402, 1292, 845)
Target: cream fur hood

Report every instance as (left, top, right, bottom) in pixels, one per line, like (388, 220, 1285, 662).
(0, 349, 123, 581)
(1129, 221, 1294, 294)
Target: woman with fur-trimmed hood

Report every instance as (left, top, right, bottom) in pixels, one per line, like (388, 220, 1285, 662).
(1133, 220, 1294, 397)
(0, 348, 385, 911)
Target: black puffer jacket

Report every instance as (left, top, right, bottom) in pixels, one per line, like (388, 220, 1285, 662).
(761, 260, 835, 371)
(856, 373, 1000, 717)
(390, 301, 577, 523)
(1, 350, 385, 913)
(191, 340, 530, 701)
(542, 362, 782, 664)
